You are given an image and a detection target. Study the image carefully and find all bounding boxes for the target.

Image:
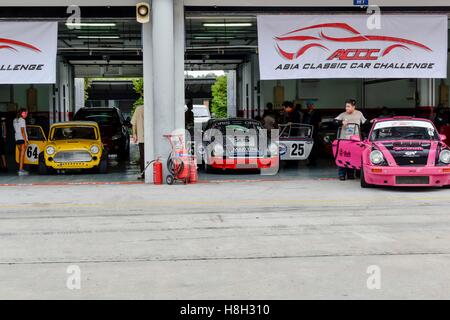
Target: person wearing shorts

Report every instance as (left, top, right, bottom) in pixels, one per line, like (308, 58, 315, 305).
(13, 108, 29, 176)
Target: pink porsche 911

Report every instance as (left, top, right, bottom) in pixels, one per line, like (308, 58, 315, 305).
(333, 117, 450, 188)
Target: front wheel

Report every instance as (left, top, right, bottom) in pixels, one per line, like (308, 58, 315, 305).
(98, 151, 109, 174)
(38, 153, 49, 175)
(360, 166, 373, 188)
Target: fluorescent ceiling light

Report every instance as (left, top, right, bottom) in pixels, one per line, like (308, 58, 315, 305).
(203, 23, 252, 27)
(66, 22, 116, 27)
(195, 36, 235, 40)
(78, 36, 120, 39)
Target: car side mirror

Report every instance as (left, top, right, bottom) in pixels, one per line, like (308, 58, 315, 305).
(439, 134, 447, 141)
(350, 135, 361, 142)
(123, 120, 132, 128)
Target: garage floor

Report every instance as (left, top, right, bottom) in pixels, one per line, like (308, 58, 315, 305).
(1, 178, 450, 299)
(0, 143, 339, 185)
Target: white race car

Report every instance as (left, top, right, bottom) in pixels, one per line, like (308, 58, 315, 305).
(278, 123, 314, 161)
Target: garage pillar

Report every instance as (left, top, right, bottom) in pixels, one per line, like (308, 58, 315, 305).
(142, 0, 184, 183)
(142, 6, 155, 184)
(174, 0, 185, 132)
(418, 78, 436, 107)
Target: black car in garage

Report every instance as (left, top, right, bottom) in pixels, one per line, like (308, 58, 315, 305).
(73, 107, 130, 159)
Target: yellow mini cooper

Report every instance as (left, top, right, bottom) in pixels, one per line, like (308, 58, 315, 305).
(39, 121, 108, 174)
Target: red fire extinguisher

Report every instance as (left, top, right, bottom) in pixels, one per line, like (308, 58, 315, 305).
(189, 157, 198, 184)
(153, 158, 163, 185)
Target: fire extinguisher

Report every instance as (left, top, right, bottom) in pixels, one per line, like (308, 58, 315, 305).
(141, 158, 163, 185)
(189, 157, 198, 184)
(153, 158, 163, 185)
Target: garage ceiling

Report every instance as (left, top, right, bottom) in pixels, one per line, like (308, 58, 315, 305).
(1, 6, 448, 75)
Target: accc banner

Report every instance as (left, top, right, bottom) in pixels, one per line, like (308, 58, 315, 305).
(257, 15, 448, 80)
(0, 22, 58, 84)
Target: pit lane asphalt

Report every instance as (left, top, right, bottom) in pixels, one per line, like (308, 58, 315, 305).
(1, 177, 450, 299)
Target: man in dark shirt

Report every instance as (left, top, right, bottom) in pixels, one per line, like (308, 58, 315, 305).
(282, 101, 301, 124)
(303, 101, 322, 166)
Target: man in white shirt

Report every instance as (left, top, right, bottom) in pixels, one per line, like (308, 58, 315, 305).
(334, 99, 367, 181)
(13, 108, 29, 176)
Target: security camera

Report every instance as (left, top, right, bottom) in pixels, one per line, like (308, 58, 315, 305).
(136, 2, 150, 24)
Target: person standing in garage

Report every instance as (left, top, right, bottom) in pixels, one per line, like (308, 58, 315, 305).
(334, 99, 367, 181)
(0, 117, 7, 173)
(303, 101, 322, 166)
(13, 108, 29, 176)
(131, 105, 145, 180)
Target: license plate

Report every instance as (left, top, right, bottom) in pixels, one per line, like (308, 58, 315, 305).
(234, 136, 255, 147)
(395, 176, 429, 185)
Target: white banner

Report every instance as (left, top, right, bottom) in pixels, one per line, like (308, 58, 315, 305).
(0, 22, 58, 84)
(257, 15, 448, 80)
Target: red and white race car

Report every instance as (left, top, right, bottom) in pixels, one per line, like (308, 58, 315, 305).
(333, 117, 450, 188)
(201, 118, 279, 172)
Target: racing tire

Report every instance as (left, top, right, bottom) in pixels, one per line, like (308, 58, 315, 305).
(98, 151, 109, 174)
(38, 153, 50, 175)
(360, 167, 373, 189)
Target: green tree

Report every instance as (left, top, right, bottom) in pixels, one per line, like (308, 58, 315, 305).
(132, 78, 144, 115)
(211, 75, 227, 118)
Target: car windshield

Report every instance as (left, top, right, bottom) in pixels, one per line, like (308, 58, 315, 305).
(27, 127, 45, 141)
(280, 124, 312, 138)
(210, 121, 262, 134)
(193, 107, 210, 118)
(370, 121, 439, 141)
(51, 126, 97, 141)
(74, 111, 120, 125)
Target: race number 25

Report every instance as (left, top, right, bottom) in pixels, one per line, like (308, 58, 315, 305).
(291, 143, 305, 156)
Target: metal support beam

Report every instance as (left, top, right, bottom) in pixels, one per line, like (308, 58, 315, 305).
(142, 12, 155, 184)
(174, 0, 186, 132)
(152, 0, 176, 179)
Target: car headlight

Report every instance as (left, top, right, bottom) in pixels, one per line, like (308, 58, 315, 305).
(46, 146, 55, 155)
(439, 149, 450, 164)
(90, 145, 100, 154)
(213, 144, 224, 156)
(269, 143, 279, 156)
(370, 150, 384, 165)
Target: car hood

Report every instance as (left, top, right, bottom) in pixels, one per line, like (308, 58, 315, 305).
(374, 140, 436, 166)
(48, 140, 100, 151)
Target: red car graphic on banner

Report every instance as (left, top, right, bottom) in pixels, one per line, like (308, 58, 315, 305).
(275, 22, 432, 61)
(0, 37, 41, 53)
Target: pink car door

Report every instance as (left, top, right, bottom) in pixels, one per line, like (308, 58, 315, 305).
(333, 124, 365, 170)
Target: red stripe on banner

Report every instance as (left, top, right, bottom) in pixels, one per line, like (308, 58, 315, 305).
(0, 38, 41, 52)
(320, 32, 369, 42)
(295, 43, 329, 58)
(382, 44, 410, 56)
(275, 35, 321, 41)
(365, 35, 432, 51)
(0, 45, 17, 52)
(283, 23, 361, 36)
(276, 44, 295, 60)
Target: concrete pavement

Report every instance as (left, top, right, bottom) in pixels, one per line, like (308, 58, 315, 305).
(1, 178, 450, 299)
